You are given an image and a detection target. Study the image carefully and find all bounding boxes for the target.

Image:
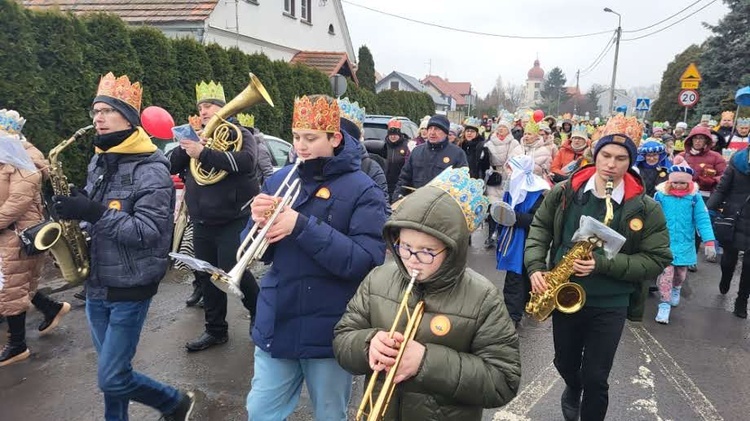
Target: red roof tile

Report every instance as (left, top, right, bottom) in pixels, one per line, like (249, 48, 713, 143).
(290, 51, 358, 84)
(421, 75, 471, 106)
(21, 0, 218, 24)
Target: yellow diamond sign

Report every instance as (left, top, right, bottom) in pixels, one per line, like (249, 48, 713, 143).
(680, 63, 702, 82)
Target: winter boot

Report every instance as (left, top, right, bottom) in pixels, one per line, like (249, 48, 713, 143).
(0, 342, 30, 367)
(670, 287, 682, 307)
(733, 296, 748, 319)
(655, 302, 671, 324)
(720, 275, 732, 295)
(38, 301, 71, 335)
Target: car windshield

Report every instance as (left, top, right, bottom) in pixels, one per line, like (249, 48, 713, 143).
(364, 126, 387, 140)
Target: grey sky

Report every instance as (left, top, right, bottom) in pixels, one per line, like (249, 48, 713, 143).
(341, 0, 728, 95)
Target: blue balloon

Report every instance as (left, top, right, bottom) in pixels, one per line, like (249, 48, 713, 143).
(735, 86, 750, 106)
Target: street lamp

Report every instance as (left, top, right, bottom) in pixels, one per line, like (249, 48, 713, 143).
(604, 7, 622, 116)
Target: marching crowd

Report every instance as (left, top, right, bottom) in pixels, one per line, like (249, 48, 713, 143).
(0, 69, 749, 421)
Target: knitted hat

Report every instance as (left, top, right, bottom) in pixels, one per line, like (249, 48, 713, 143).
(676, 122, 688, 130)
(419, 115, 431, 130)
(449, 123, 461, 136)
(593, 134, 638, 166)
(427, 114, 450, 135)
(668, 160, 694, 184)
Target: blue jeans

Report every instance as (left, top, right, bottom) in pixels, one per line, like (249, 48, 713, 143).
(86, 298, 181, 421)
(246, 347, 352, 421)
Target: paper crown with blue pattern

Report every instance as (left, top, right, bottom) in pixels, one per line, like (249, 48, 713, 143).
(637, 140, 665, 155)
(427, 167, 490, 233)
(0, 109, 26, 135)
(737, 117, 750, 127)
(571, 123, 588, 139)
(463, 117, 481, 129)
(338, 97, 365, 132)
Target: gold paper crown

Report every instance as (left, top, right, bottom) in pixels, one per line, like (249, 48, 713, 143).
(722, 111, 735, 120)
(427, 167, 490, 233)
(602, 114, 643, 144)
(292, 95, 340, 133)
(96, 72, 142, 111)
(188, 115, 202, 131)
(195, 80, 226, 105)
(237, 113, 255, 127)
(524, 119, 540, 133)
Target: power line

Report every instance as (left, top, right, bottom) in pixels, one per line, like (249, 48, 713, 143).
(622, 0, 719, 41)
(341, 0, 613, 40)
(623, 0, 705, 33)
(580, 31, 617, 76)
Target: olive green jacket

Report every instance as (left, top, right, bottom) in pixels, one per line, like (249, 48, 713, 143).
(524, 165, 672, 321)
(333, 186, 521, 420)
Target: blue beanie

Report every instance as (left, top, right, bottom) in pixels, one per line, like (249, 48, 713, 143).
(427, 114, 450, 135)
(594, 134, 638, 166)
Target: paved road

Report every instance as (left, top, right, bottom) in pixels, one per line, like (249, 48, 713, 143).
(1, 233, 749, 420)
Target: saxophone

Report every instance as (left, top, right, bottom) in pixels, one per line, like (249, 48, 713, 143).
(32, 125, 94, 284)
(526, 177, 615, 322)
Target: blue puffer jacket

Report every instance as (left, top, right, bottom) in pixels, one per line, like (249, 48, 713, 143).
(392, 137, 468, 201)
(654, 182, 715, 266)
(84, 128, 175, 301)
(247, 132, 388, 359)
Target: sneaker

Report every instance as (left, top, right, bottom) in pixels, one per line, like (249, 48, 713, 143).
(160, 391, 196, 421)
(687, 264, 697, 273)
(484, 237, 495, 249)
(670, 287, 682, 307)
(38, 302, 71, 335)
(655, 302, 671, 324)
(185, 332, 228, 352)
(0, 342, 30, 367)
(73, 289, 86, 301)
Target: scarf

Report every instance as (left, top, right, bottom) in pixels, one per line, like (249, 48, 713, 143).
(94, 128, 136, 151)
(506, 155, 550, 208)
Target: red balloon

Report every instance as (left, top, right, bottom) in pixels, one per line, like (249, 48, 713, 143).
(533, 109, 545, 123)
(141, 106, 175, 139)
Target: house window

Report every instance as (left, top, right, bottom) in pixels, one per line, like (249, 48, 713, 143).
(301, 0, 312, 23)
(284, 0, 295, 16)
(534, 91, 540, 100)
(328, 24, 335, 34)
(390, 81, 400, 90)
(534, 82, 541, 89)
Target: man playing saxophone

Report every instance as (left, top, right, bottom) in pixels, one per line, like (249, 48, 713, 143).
(524, 115, 671, 421)
(52, 72, 196, 420)
(169, 80, 260, 352)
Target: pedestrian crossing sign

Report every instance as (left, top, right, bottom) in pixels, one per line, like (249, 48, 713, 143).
(635, 98, 651, 111)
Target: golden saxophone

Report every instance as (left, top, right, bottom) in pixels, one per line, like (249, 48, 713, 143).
(32, 125, 94, 284)
(526, 177, 615, 322)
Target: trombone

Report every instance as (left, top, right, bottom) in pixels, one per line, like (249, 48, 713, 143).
(357, 270, 424, 421)
(169, 159, 302, 297)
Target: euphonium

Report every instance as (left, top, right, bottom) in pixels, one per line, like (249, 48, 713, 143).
(33, 125, 94, 284)
(525, 177, 615, 322)
(357, 270, 424, 421)
(189, 73, 274, 186)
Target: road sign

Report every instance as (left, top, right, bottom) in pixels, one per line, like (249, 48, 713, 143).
(680, 63, 702, 82)
(635, 98, 651, 111)
(330, 74, 347, 98)
(678, 89, 700, 107)
(681, 81, 700, 89)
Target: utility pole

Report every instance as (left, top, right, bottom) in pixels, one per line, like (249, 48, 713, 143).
(574, 69, 580, 114)
(604, 8, 622, 116)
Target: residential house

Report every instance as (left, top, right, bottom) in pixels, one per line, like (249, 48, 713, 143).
(376, 71, 448, 114)
(421, 75, 476, 120)
(22, 0, 357, 64)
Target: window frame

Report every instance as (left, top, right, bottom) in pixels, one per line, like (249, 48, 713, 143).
(301, 0, 312, 23)
(284, 0, 295, 16)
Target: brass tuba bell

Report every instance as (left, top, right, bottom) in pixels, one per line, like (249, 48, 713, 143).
(190, 73, 274, 185)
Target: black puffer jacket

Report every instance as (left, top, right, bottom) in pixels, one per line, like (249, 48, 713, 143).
(384, 134, 410, 198)
(461, 136, 489, 180)
(170, 121, 259, 225)
(707, 147, 750, 250)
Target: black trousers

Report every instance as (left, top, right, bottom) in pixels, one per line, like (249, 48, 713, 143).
(552, 306, 627, 421)
(193, 218, 259, 337)
(720, 245, 750, 299)
(503, 270, 530, 323)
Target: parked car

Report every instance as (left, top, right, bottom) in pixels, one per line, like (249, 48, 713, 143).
(363, 115, 419, 141)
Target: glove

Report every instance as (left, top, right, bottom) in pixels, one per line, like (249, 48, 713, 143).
(697, 175, 716, 188)
(490, 201, 516, 227)
(53, 187, 106, 223)
(704, 241, 717, 261)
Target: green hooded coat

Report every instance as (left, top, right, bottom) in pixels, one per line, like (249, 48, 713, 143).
(333, 185, 521, 420)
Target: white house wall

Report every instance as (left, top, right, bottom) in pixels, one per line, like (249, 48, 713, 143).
(205, 0, 355, 62)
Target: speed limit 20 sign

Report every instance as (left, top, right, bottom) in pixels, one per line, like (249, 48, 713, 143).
(678, 89, 700, 107)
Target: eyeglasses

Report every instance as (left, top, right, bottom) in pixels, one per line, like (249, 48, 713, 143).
(393, 243, 446, 264)
(89, 108, 117, 119)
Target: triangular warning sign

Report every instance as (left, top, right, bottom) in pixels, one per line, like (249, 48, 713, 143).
(680, 63, 702, 82)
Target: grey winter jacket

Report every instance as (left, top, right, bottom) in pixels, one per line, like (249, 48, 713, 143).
(84, 129, 175, 301)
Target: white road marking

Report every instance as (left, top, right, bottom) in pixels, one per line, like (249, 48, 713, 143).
(493, 362, 559, 421)
(628, 324, 723, 421)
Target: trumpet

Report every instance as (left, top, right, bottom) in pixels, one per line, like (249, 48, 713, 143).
(357, 270, 424, 421)
(212, 159, 303, 296)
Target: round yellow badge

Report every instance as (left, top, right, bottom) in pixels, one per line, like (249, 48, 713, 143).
(315, 187, 331, 200)
(430, 315, 451, 337)
(443, 157, 450, 164)
(659, 172, 666, 178)
(108, 200, 122, 211)
(400, 149, 405, 155)
(629, 218, 643, 232)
